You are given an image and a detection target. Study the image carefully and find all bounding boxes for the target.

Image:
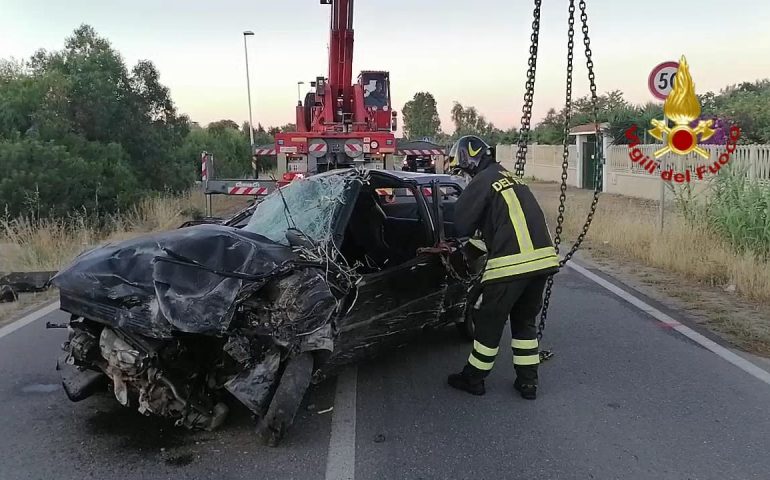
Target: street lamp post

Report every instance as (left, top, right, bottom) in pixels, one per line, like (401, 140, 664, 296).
(243, 30, 256, 178)
(297, 81, 305, 106)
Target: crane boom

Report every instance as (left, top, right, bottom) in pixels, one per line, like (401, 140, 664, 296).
(327, 0, 354, 120)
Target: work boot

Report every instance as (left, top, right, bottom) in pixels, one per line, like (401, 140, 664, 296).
(514, 378, 537, 400)
(447, 372, 485, 396)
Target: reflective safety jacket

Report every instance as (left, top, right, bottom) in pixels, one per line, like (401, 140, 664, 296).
(454, 163, 560, 283)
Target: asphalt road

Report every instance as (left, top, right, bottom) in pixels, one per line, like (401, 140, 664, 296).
(1, 263, 770, 480)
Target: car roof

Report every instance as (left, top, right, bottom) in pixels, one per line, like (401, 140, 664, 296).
(309, 168, 466, 186)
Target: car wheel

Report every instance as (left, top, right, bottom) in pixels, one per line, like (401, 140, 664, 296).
(255, 352, 315, 447)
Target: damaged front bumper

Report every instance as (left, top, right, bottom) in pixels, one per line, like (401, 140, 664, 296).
(50, 224, 343, 433)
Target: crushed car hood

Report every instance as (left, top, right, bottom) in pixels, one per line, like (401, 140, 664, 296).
(51, 224, 298, 339)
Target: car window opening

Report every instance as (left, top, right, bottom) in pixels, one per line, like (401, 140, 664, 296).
(340, 178, 435, 273)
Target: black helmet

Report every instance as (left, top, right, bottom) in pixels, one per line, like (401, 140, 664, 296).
(448, 135, 493, 176)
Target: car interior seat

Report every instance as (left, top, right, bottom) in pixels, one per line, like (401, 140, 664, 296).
(343, 188, 392, 271)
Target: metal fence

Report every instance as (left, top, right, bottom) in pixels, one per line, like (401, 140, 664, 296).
(495, 142, 770, 201)
(606, 143, 770, 185)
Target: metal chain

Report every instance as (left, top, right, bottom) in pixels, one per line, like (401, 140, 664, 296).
(514, 0, 542, 178)
(561, 0, 603, 265)
(537, 0, 575, 342)
(537, 0, 603, 343)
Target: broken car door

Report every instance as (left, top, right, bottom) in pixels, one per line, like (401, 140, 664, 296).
(329, 182, 450, 366)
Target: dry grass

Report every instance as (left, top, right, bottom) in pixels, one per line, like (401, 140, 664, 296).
(531, 182, 770, 306)
(0, 188, 252, 324)
(0, 188, 250, 273)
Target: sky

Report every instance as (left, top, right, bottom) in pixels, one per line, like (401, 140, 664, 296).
(3, 0, 770, 137)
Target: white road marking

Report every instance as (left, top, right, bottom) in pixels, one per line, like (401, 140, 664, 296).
(0, 301, 61, 340)
(567, 262, 770, 386)
(325, 366, 358, 480)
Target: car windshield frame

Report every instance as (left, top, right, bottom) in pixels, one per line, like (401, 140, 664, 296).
(240, 174, 355, 247)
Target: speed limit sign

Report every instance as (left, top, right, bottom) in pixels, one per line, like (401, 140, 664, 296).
(648, 61, 680, 100)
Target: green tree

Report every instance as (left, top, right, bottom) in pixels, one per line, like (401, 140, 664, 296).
(267, 123, 296, 137)
(0, 139, 139, 218)
(208, 119, 240, 132)
(179, 125, 252, 179)
(450, 102, 495, 140)
(402, 92, 441, 140)
(0, 24, 195, 218)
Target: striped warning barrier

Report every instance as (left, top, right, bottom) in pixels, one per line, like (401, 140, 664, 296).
(254, 148, 276, 155)
(397, 149, 445, 156)
(309, 141, 328, 156)
(344, 140, 363, 158)
(228, 186, 269, 195)
(201, 152, 209, 181)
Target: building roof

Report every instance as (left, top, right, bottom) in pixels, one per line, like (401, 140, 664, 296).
(568, 122, 610, 135)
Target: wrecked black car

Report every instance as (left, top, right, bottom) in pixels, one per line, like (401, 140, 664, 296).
(51, 168, 486, 446)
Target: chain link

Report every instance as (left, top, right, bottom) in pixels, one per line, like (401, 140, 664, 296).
(537, 0, 575, 341)
(537, 0, 603, 341)
(514, 0, 542, 179)
(561, 0, 602, 265)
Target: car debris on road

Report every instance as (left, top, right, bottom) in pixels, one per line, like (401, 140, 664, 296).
(50, 168, 485, 446)
(0, 271, 57, 303)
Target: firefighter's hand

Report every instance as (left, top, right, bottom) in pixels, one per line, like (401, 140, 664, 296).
(417, 241, 457, 256)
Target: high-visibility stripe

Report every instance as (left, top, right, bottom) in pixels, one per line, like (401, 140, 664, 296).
(512, 338, 539, 349)
(482, 255, 560, 282)
(468, 238, 487, 253)
(487, 246, 557, 270)
(500, 189, 534, 253)
(513, 354, 540, 366)
(468, 354, 494, 371)
(474, 340, 498, 357)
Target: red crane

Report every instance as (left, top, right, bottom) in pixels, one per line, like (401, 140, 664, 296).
(274, 0, 398, 175)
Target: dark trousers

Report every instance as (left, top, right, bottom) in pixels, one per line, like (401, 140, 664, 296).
(462, 274, 549, 385)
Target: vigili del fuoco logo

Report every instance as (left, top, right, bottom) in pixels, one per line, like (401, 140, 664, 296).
(624, 55, 741, 183)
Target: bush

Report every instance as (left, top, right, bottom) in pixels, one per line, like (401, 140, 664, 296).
(0, 139, 140, 219)
(701, 163, 770, 259)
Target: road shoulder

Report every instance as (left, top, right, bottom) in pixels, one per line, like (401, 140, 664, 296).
(571, 247, 770, 361)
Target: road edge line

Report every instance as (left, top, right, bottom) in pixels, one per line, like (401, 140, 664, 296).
(0, 300, 61, 340)
(566, 261, 770, 386)
(325, 366, 357, 480)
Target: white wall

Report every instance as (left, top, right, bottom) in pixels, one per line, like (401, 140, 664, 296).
(495, 141, 770, 202)
(496, 144, 579, 187)
(604, 143, 770, 200)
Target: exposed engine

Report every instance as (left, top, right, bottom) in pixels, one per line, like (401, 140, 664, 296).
(55, 258, 341, 434)
(62, 321, 230, 431)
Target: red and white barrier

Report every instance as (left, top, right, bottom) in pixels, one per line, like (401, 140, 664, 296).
(201, 152, 209, 181)
(228, 186, 269, 195)
(397, 149, 445, 156)
(254, 148, 277, 155)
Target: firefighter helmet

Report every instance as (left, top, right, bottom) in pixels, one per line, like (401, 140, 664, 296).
(447, 135, 493, 176)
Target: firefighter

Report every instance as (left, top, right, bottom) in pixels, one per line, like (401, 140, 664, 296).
(446, 135, 560, 400)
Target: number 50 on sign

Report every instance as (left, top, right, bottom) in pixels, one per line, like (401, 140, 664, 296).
(648, 61, 679, 101)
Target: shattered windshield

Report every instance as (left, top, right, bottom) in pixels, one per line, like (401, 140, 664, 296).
(242, 174, 350, 246)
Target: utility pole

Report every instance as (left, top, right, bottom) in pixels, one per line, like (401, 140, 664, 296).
(243, 30, 256, 178)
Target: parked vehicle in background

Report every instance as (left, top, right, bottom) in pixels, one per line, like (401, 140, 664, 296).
(402, 155, 436, 173)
